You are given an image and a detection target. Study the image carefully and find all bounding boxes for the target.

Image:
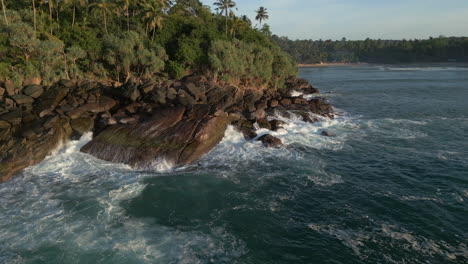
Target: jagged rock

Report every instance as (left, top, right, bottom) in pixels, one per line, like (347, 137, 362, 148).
(293, 98, 308, 105)
(140, 82, 156, 94)
(58, 79, 75, 88)
(0, 110, 22, 126)
(23, 85, 44, 98)
(249, 109, 266, 120)
(239, 127, 257, 140)
(4, 98, 15, 109)
(72, 96, 117, 115)
(119, 116, 139, 124)
(184, 83, 206, 102)
(270, 120, 286, 131)
(11, 94, 34, 105)
(280, 98, 292, 106)
(256, 118, 272, 130)
(81, 106, 228, 169)
(177, 89, 196, 106)
(321, 131, 334, 137)
(257, 134, 282, 148)
(124, 84, 141, 102)
(23, 77, 41, 86)
(166, 87, 177, 100)
(0, 87, 5, 97)
(256, 101, 267, 110)
(35, 85, 69, 117)
(152, 88, 167, 104)
(303, 86, 320, 94)
(5, 80, 16, 96)
(70, 117, 95, 139)
(269, 100, 279, 108)
(0, 120, 11, 129)
(0, 116, 72, 182)
(207, 86, 238, 110)
(214, 110, 228, 117)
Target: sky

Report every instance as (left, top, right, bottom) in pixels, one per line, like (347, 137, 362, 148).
(200, 0, 468, 40)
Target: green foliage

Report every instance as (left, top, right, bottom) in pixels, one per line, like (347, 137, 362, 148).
(166, 60, 185, 80)
(0, 0, 298, 86)
(209, 39, 296, 87)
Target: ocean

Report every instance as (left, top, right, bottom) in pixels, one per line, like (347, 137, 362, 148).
(1, 65, 467, 264)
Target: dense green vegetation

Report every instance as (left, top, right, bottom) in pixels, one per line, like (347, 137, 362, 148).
(0, 0, 296, 87)
(273, 36, 468, 64)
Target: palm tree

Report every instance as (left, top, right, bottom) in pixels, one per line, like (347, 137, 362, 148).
(70, 0, 85, 27)
(1, 0, 7, 25)
(90, 0, 117, 34)
(140, 1, 165, 40)
(118, 0, 131, 31)
(255, 6, 268, 28)
(32, 0, 37, 31)
(213, 0, 237, 35)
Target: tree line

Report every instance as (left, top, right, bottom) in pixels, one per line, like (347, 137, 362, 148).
(272, 36, 468, 64)
(0, 0, 296, 88)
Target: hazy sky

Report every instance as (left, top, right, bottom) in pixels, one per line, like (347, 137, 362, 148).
(201, 0, 468, 40)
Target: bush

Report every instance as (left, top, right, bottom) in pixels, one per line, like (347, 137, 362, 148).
(166, 61, 185, 79)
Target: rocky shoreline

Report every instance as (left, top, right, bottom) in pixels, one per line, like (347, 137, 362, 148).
(0, 76, 334, 182)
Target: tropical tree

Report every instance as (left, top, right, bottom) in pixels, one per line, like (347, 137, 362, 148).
(90, 0, 117, 34)
(117, 0, 131, 31)
(213, 0, 236, 35)
(139, 0, 165, 40)
(1, 0, 7, 25)
(32, 0, 37, 31)
(70, 0, 85, 27)
(255, 6, 268, 28)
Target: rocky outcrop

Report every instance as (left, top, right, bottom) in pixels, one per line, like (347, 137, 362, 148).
(0, 76, 333, 182)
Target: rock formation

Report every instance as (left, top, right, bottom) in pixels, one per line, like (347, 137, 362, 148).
(0, 76, 334, 182)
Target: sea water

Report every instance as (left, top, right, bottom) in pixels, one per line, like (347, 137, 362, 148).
(1, 65, 467, 263)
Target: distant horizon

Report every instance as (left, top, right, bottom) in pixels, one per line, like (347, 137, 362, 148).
(275, 35, 468, 42)
(201, 0, 468, 41)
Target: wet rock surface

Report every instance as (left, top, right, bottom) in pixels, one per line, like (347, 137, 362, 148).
(0, 76, 334, 182)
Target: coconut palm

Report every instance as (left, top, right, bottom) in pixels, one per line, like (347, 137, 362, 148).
(117, 0, 131, 31)
(255, 6, 268, 28)
(32, 0, 37, 31)
(140, 1, 165, 40)
(213, 0, 237, 35)
(90, 0, 118, 34)
(69, 0, 86, 27)
(0, 0, 6, 25)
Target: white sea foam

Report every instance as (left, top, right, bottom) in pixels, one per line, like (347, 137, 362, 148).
(0, 134, 246, 263)
(382, 67, 468, 72)
(308, 221, 468, 261)
(363, 118, 428, 139)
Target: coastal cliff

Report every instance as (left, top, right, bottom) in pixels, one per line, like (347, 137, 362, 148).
(0, 77, 333, 182)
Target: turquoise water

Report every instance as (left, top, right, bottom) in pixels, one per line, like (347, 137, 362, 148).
(1, 65, 467, 263)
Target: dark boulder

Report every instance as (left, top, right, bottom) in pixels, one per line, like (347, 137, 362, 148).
(34, 85, 69, 117)
(23, 85, 44, 98)
(81, 106, 228, 169)
(280, 98, 292, 106)
(177, 89, 196, 106)
(257, 134, 282, 148)
(5, 80, 16, 96)
(70, 117, 95, 139)
(256, 118, 272, 130)
(0, 116, 72, 183)
(0, 110, 23, 126)
(11, 95, 34, 105)
(321, 131, 334, 137)
(270, 120, 286, 131)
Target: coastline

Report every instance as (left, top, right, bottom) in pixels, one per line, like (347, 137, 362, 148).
(298, 63, 369, 68)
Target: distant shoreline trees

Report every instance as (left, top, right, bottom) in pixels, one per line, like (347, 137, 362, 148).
(273, 36, 468, 64)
